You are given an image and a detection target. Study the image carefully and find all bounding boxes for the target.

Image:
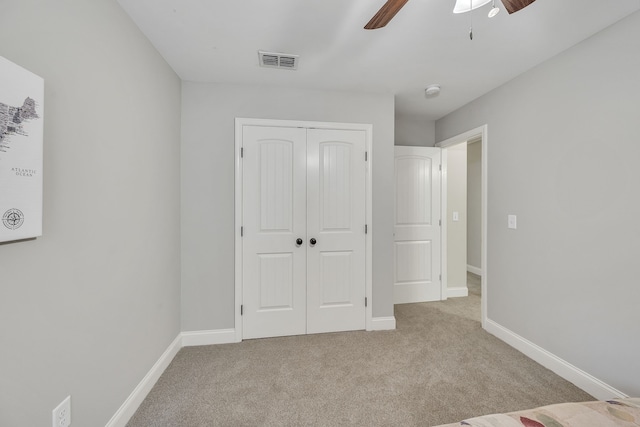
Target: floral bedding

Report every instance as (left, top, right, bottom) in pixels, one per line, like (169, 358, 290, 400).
(435, 398, 640, 427)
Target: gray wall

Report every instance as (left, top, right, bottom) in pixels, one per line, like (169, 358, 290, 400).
(181, 82, 395, 331)
(0, 1, 182, 426)
(436, 11, 640, 396)
(467, 140, 482, 270)
(395, 114, 436, 146)
(446, 143, 468, 289)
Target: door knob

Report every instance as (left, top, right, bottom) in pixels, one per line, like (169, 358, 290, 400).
(296, 238, 303, 246)
(310, 238, 317, 246)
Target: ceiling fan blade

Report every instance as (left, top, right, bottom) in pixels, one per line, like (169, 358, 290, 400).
(364, 0, 410, 30)
(500, 0, 536, 14)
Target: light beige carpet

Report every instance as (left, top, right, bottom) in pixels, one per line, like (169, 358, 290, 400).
(127, 274, 592, 426)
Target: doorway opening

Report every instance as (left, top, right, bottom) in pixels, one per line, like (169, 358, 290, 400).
(437, 125, 488, 327)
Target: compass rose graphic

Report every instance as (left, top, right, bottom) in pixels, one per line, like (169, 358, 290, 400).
(2, 209, 24, 230)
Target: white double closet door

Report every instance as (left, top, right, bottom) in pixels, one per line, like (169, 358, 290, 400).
(242, 125, 367, 339)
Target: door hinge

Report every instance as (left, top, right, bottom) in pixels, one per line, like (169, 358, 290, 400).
(439, 164, 442, 171)
(439, 274, 442, 282)
(241, 226, 244, 237)
(365, 297, 368, 307)
(365, 151, 368, 161)
(241, 304, 244, 315)
(439, 219, 441, 226)
(365, 224, 368, 234)
(240, 147, 244, 158)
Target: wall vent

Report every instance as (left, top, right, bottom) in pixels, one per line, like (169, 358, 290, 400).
(258, 51, 299, 70)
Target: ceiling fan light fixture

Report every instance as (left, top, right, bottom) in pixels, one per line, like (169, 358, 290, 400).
(453, 0, 492, 14)
(488, 0, 500, 17)
(425, 84, 441, 98)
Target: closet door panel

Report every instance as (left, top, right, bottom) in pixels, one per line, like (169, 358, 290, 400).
(306, 129, 367, 334)
(242, 126, 307, 339)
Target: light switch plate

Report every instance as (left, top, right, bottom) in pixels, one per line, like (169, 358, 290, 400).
(453, 211, 459, 221)
(508, 215, 517, 229)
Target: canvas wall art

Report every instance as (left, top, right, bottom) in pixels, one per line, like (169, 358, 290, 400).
(0, 56, 44, 243)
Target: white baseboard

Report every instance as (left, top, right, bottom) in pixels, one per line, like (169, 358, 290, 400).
(105, 334, 182, 427)
(485, 319, 628, 400)
(371, 316, 396, 331)
(447, 286, 469, 298)
(467, 265, 482, 276)
(181, 328, 236, 347)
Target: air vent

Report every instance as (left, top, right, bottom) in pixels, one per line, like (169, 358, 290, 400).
(258, 51, 299, 70)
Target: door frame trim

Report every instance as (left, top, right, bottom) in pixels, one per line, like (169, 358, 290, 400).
(234, 118, 374, 342)
(437, 124, 488, 328)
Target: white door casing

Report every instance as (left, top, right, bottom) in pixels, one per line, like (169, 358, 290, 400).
(306, 129, 366, 334)
(393, 146, 442, 304)
(238, 120, 371, 340)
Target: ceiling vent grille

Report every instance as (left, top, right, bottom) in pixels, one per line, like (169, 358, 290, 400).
(258, 51, 299, 70)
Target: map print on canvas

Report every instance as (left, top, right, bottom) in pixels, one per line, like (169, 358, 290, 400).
(0, 97, 39, 155)
(0, 56, 44, 243)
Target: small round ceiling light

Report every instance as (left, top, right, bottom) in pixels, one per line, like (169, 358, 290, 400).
(425, 84, 441, 98)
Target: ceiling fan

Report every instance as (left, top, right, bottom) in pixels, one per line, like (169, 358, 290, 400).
(364, 0, 536, 29)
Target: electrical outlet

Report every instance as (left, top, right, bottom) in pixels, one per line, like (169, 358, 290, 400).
(52, 396, 71, 427)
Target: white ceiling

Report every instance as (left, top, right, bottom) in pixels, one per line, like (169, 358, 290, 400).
(117, 0, 640, 120)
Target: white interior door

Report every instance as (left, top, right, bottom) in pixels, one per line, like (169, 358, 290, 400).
(242, 125, 367, 339)
(242, 126, 307, 339)
(306, 129, 366, 334)
(393, 146, 442, 304)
